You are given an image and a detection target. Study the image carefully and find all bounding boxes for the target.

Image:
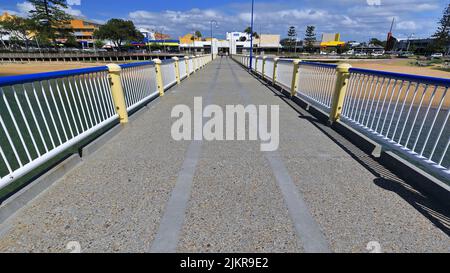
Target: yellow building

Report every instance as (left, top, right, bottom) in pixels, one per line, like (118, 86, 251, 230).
(0, 12, 14, 22)
(179, 33, 203, 45)
(320, 33, 346, 48)
(0, 12, 36, 40)
(65, 17, 102, 45)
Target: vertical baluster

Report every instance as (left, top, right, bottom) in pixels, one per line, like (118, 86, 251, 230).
(392, 81, 413, 141)
(12, 85, 41, 157)
(398, 83, 421, 145)
(405, 85, 429, 149)
(23, 83, 49, 153)
(32, 82, 56, 148)
(411, 85, 439, 153)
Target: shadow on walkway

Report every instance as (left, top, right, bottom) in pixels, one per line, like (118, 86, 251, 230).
(250, 71, 450, 237)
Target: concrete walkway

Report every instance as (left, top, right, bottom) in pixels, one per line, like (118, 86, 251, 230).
(0, 58, 449, 253)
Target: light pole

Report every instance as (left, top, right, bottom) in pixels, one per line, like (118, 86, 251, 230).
(406, 33, 415, 53)
(249, 0, 255, 71)
(210, 20, 218, 61)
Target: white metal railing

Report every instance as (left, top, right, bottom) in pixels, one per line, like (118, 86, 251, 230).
(342, 68, 450, 173)
(0, 54, 213, 192)
(179, 60, 187, 80)
(297, 62, 338, 109)
(161, 60, 177, 89)
(0, 67, 117, 190)
(232, 53, 450, 179)
(120, 62, 158, 112)
(276, 60, 294, 89)
(264, 59, 274, 81)
(256, 58, 263, 74)
(188, 59, 194, 74)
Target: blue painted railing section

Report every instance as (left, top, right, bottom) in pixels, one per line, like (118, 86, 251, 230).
(0, 66, 117, 190)
(0, 55, 211, 191)
(0, 66, 109, 87)
(233, 54, 450, 177)
(342, 67, 450, 172)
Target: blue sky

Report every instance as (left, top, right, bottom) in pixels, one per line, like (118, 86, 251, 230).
(1, 0, 448, 42)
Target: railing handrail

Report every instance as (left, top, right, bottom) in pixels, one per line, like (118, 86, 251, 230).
(161, 59, 176, 64)
(300, 61, 338, 68)
(231, 53, 450, 182)
(349, 67, 450, 87)
(0, 54, 213, 193)
(120, 61, 155, 69)
(0, 66, 109, 87)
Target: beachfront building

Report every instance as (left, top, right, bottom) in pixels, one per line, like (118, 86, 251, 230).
(320, 33, 346, 53)
(394, 38, 437, 54)
(0, 12, 13, 46)
(177, 31, 281, 55)
(138, 28, 179, 52)
(227, 32, 282, 55)
(66, 17, 102, 48)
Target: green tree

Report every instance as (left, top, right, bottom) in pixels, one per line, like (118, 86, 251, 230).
(369, 38, 386, 47)
(64, 34, 79, 48)
(305, 25, 317, 53)
(287, 26, 297, 53)
(0, 30, 8, 49)
(28, 0, 73, 46)
(35, 31, 52, 47)
(94, 40, 105, 49)
(432, 3, 450, 54)
(337, 42, 351, 54)
(1, 16, 37, 50)
(244, 26, 259, 38)
(191, 30, 202, 42)
(93, 19, 143, 49)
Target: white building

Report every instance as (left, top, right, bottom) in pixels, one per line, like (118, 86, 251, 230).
(226, 32, 281, 55)
(177, 31, 281, 55)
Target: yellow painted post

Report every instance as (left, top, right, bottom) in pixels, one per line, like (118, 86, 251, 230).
(153, 58, 165, 97)
(106, 64, 128, 124)
(261, 56, 267, 80)
(290, 60, 301, 97)
(330, 63, 352, 123)
(272, 57, 280, 86)
(172, 57, 181, 85)
(185, 56, 190, 77)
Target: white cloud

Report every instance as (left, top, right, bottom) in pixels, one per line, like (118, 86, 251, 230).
(397, 20, 417, 30)
(16, 1, 33, 16)
(3, 0, 444, 41)
(65, 6, 83, 17)
(67, 0, 82, 5)
(12, 1, 83, 18)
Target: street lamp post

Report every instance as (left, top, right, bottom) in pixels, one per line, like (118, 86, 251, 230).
(406, 33, 415, 53)
(249, 0, 255, 71)
(210, 20, 218, 61)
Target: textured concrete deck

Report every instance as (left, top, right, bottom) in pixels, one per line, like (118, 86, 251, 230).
(0, 58, 449, 253)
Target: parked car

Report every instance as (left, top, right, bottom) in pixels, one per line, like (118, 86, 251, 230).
(431, 53, 444, 59)
(398, 52, 414, 58)
(371, 52, 384, 57)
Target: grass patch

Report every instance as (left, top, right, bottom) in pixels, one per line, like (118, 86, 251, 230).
(434, 67, 450, 73)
